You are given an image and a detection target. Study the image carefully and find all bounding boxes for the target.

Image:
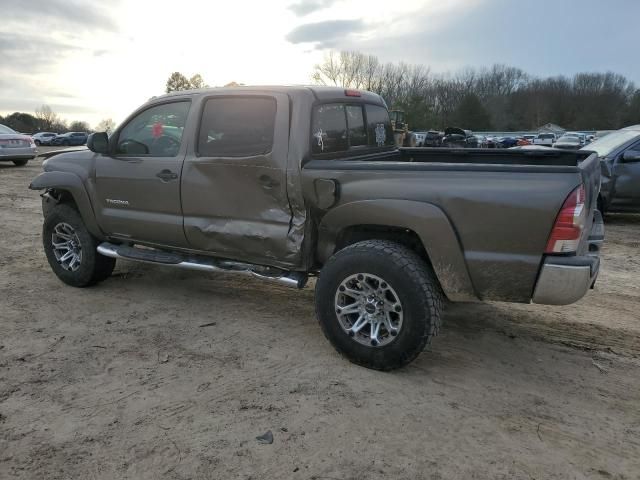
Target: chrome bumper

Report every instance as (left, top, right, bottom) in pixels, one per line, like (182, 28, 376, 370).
(532, 256, 599, 305)
(533, 210, 604, 306)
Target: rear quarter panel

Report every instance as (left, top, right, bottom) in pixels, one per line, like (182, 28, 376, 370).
(302, 161, 584, 302)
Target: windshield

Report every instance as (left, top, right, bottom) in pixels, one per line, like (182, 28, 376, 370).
(0, 124, 17, 134)
(581, 130, 640, 156)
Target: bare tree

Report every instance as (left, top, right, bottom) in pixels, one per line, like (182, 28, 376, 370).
(34, 104, 59, 131)
(95, 118, 116, 134)
(190, 74, 208, 89)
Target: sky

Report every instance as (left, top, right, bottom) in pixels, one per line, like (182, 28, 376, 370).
(1, 0, 638, 128)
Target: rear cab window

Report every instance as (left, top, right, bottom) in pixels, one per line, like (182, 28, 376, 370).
(311, 102, 394, 156)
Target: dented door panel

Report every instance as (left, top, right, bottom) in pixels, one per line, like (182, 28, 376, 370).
(181, 93, 302, 267)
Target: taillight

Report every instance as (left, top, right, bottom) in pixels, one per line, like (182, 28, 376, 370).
(545, 184, 586, 253)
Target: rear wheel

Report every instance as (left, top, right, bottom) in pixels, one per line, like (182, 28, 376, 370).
(12, 159, 28, 166)
(43, 203, 115, 287)
(315, 240, 443, 370)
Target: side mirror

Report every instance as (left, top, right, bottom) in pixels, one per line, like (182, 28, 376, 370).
(87, 132, 109, 154)
(622, 150, 640, 163)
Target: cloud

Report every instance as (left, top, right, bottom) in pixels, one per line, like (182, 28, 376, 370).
(0, 33, 82, 72)
(1, 0, 118, 32)
(319, 0, 640, 83)
(286, 19, 365, 48)
(288, 0, 337, 16)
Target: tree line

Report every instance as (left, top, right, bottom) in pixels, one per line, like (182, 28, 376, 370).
(0, 104, 116, 135)
(311, 51, 640, 131)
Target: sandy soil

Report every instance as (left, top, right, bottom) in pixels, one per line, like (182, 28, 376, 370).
(1, 153, 639, 479)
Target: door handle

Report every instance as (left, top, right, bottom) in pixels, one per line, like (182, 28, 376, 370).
(156, 169, 178, 182)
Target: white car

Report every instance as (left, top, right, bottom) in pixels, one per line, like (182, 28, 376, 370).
(32, 132, 58, 146)
(533, 133, 556, 146)
(0, 124, 37, 166)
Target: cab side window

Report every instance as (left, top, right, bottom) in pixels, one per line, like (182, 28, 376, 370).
(198, 97, 276, 157)
(116, 101, 190, 157)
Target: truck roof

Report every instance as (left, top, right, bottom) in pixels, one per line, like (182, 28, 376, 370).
(150, 85, 387, 106)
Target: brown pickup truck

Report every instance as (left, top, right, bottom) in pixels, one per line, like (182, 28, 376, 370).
(30, 86, 604, 370)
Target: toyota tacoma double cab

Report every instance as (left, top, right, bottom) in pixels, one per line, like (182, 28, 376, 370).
(30, 86, 604, 370)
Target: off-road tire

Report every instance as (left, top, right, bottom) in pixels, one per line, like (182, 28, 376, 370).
(12, 159, 28, 166)
(43, 203, 115, 287)
(315, 240, 444, 370)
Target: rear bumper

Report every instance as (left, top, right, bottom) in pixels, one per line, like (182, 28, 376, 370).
(0, 147, 37, 160)
(532, 211, 604, 306)
(532, 255, 599, 305)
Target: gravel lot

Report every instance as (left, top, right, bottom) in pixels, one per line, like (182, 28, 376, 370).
(1, 150, 639, 479)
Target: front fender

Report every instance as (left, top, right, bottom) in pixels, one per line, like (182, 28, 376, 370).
(317, 199, 477, 302)
(29, 171, 103, 238)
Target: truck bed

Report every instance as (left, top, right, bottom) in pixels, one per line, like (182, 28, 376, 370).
(302, 149, 600, 303)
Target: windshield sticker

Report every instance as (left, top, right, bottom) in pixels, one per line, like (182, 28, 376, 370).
(375, 123, 386, 146)
(314, 128, 324, 151)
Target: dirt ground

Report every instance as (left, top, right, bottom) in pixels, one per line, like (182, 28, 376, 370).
(1, 151, 639, 480)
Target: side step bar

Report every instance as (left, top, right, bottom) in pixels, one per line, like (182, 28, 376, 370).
(96, 242, 308, 289)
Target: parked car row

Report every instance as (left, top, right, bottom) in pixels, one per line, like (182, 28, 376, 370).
(31, 131, 89, 146)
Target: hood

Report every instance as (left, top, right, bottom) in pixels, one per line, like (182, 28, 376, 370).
(39, 146, 88, 159)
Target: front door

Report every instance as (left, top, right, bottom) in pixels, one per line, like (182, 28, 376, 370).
(95, 100, 191, 247)
(181, 93, 299, 267)
(612, 140, 640, 208)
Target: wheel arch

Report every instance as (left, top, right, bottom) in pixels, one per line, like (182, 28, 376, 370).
(317, 199, 478, 302)
(30, 171, 103, 238)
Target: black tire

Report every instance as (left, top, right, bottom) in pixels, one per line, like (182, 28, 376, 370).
(62, 140, 70, 146)
(12, 159, 28, 166)
(315, 240, 444, 371)
(43, 203, 115, 287)
(35, 140, 41, 146)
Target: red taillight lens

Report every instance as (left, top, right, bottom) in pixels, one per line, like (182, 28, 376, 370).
(344, 89, 361, 97)
(545, 184, 586, 253)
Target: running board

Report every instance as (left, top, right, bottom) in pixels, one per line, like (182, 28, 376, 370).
(96, 242, 308, 289)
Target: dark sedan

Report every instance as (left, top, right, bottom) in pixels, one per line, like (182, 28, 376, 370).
(51, 132, 88, 146)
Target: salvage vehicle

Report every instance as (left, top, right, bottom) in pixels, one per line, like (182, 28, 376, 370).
(534, 133, 557, 146)
(441, 127, 478, 148)
(51, 132, 88, 146)
(582, 125, 640, 213)
(0, 123, 37, 166)
(554, 135, 583, 150)
(30, 86, 604, 371)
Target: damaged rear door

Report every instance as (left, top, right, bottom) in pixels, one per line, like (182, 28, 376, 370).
(181, 93, 300, 267)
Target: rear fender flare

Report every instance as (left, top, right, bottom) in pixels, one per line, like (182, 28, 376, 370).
(317, 199, 478, 302)
(29, 171, 103, 238)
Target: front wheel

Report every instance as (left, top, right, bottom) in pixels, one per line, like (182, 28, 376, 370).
(43, 203, 115, 287)
(315, 240, 443, 370)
